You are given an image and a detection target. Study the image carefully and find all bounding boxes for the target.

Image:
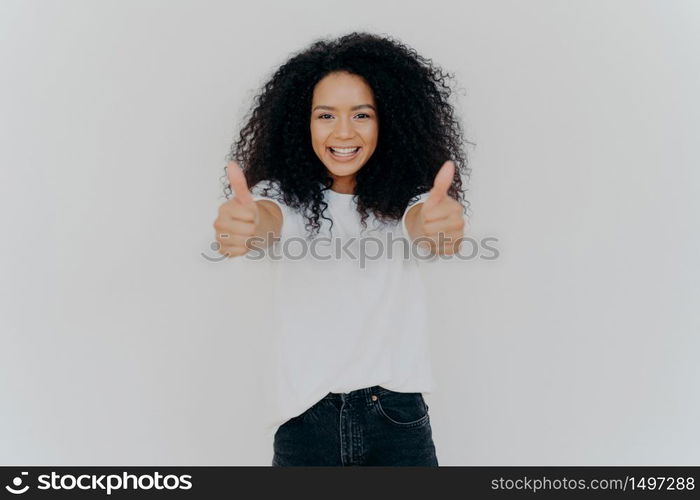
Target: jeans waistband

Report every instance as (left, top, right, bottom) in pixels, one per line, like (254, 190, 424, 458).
(322, 385, 394, 402)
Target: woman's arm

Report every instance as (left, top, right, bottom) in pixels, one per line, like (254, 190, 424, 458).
(254, 200, 283, 248)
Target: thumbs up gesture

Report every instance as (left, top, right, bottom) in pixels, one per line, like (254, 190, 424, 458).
(411, 160, 466, 256)
(213, 161, 261, 257)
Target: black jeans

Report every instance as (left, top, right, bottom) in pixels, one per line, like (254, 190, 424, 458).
(272, 385, 438, 466)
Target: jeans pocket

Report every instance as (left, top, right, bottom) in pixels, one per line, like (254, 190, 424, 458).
(373, 389, 430, 428)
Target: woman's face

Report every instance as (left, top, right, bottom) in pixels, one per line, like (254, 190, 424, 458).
(310, 71, 378, 192)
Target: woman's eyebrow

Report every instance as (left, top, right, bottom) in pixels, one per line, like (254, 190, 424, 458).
(312, 104, 376, 111)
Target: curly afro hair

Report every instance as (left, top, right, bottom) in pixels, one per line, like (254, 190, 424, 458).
(222, 31, 472, 239)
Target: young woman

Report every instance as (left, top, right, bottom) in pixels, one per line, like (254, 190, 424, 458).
(213, 32, 470, 466)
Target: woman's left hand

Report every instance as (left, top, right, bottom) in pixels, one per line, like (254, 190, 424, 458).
(410, 160, 467, 256)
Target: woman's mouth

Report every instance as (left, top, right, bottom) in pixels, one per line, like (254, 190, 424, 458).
(327, 146, 361, 161)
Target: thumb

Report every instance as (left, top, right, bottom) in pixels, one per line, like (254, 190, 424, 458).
(227, 160, 254, 205)
(423, 160, 455, 211)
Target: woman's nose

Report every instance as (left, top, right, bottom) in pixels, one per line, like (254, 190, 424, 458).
(333, 117, 354, 137)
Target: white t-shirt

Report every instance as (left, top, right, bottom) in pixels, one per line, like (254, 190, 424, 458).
(249, 180, 434, 437)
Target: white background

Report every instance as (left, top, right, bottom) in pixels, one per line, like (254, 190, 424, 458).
(1, 0, 698, 465)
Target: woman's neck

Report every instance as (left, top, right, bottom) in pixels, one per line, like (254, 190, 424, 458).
(330, 176, 356, 194)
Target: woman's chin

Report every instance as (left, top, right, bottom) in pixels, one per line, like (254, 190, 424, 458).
(324, 162, 363, 177)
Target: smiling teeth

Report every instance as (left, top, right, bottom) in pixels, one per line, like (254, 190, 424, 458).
(330, 147, 360, 154)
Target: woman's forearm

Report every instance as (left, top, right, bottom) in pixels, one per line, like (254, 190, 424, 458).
(253, 200, 283, 248)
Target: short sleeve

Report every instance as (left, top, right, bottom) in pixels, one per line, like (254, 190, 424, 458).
(249, 179, 305, 245)
(250, 179, 287, 222)
(401, 191, 430, 240)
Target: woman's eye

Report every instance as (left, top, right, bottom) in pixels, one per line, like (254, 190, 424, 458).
(317, 113, 371, 119)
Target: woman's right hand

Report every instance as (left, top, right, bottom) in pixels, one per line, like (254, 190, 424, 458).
(213, 161, 261, 258)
